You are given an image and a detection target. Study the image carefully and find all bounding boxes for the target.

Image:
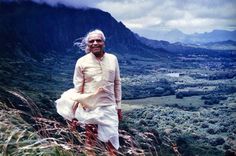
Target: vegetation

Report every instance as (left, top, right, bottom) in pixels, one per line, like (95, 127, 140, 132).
(0, 88, 185, 156)
(0, 51, 235, 155)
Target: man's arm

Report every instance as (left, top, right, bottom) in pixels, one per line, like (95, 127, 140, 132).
(70, 59, 84, 128)
(114, 57, 122, 121)
(73, 60, 84, 93)
(114, 57, 122, 109)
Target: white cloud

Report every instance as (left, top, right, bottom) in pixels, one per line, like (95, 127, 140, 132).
(31, 0, 100, 8)
(96, 0, 154, 20)
(95, 0, 236, 36)
(124, 16, 162, 29)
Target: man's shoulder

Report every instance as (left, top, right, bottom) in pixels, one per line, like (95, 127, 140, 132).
(106, 52, 117, 60)
(77, 53, 91, 62)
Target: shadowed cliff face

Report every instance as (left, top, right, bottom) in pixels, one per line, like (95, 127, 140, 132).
(0, 1, 167, 61)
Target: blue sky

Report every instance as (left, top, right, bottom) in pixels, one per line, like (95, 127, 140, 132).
(31, 0, 236, 39)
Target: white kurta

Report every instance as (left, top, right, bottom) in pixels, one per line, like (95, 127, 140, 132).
(73, 52, 122, 109)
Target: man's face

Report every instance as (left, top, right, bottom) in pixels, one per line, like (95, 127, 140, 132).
(88, 33, 105, 57)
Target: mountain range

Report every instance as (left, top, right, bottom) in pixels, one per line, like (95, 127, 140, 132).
(0, 1, 169, 61)
(136, 34, 236, 53)
(138, 29, 236, 44)
(1, 1, 235, 63)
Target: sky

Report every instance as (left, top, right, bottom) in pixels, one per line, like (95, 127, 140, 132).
(30, 0, 236, 39)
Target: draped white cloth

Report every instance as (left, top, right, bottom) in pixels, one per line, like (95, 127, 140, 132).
(55, 88, 119, 149)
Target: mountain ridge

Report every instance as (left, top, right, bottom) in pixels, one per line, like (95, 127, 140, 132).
(0, 1, 168, 61)
(136, 29, 236, 44)
(0, 0, 234, 63)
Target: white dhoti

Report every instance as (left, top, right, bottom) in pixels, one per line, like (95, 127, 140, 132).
(55, 89, 120, 150)
(75, 104, 119, 149)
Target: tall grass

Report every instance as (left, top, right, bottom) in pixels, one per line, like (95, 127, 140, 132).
(0, 88, 89, 156)
(0, 89, 179, 156)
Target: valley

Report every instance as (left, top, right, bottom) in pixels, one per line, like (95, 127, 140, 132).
(0, 50, 235, 155)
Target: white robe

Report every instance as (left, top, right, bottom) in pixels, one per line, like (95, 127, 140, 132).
(55, 88, 119, 150)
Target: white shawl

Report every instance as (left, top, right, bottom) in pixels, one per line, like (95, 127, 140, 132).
(55, 88, 119, 149)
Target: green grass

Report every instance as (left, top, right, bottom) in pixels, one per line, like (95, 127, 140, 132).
(122, 95, 204, 111)
(0, 91, 160, 156)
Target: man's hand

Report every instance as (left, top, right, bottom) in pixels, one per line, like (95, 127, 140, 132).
(117, 109, 122, 121)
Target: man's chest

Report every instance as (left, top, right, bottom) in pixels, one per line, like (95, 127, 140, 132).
(83, 60, 116, 82)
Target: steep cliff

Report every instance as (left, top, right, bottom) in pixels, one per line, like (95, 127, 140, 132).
(0, 1, 167, 60)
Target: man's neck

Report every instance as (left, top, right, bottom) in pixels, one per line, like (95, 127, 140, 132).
(93, 51, 105, 59)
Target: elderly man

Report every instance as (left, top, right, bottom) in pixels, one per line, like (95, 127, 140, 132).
(72, 29, 122, 155)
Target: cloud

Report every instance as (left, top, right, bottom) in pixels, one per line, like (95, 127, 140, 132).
(31, 0, 101, 8)
(96, 0, 154, 20)
(123, 16, 162, 29)
(95, 0, 236, 35)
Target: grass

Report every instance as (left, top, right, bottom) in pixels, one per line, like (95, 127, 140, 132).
(122, 95, 204, 111)
(0, 104, 79, 156)
(0, 89, 168, 156)
(0, 88, 89, 156)
(0, 89, 229, 155)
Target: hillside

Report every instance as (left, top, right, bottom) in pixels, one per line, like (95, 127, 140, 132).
(0, 1, 167, 61)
